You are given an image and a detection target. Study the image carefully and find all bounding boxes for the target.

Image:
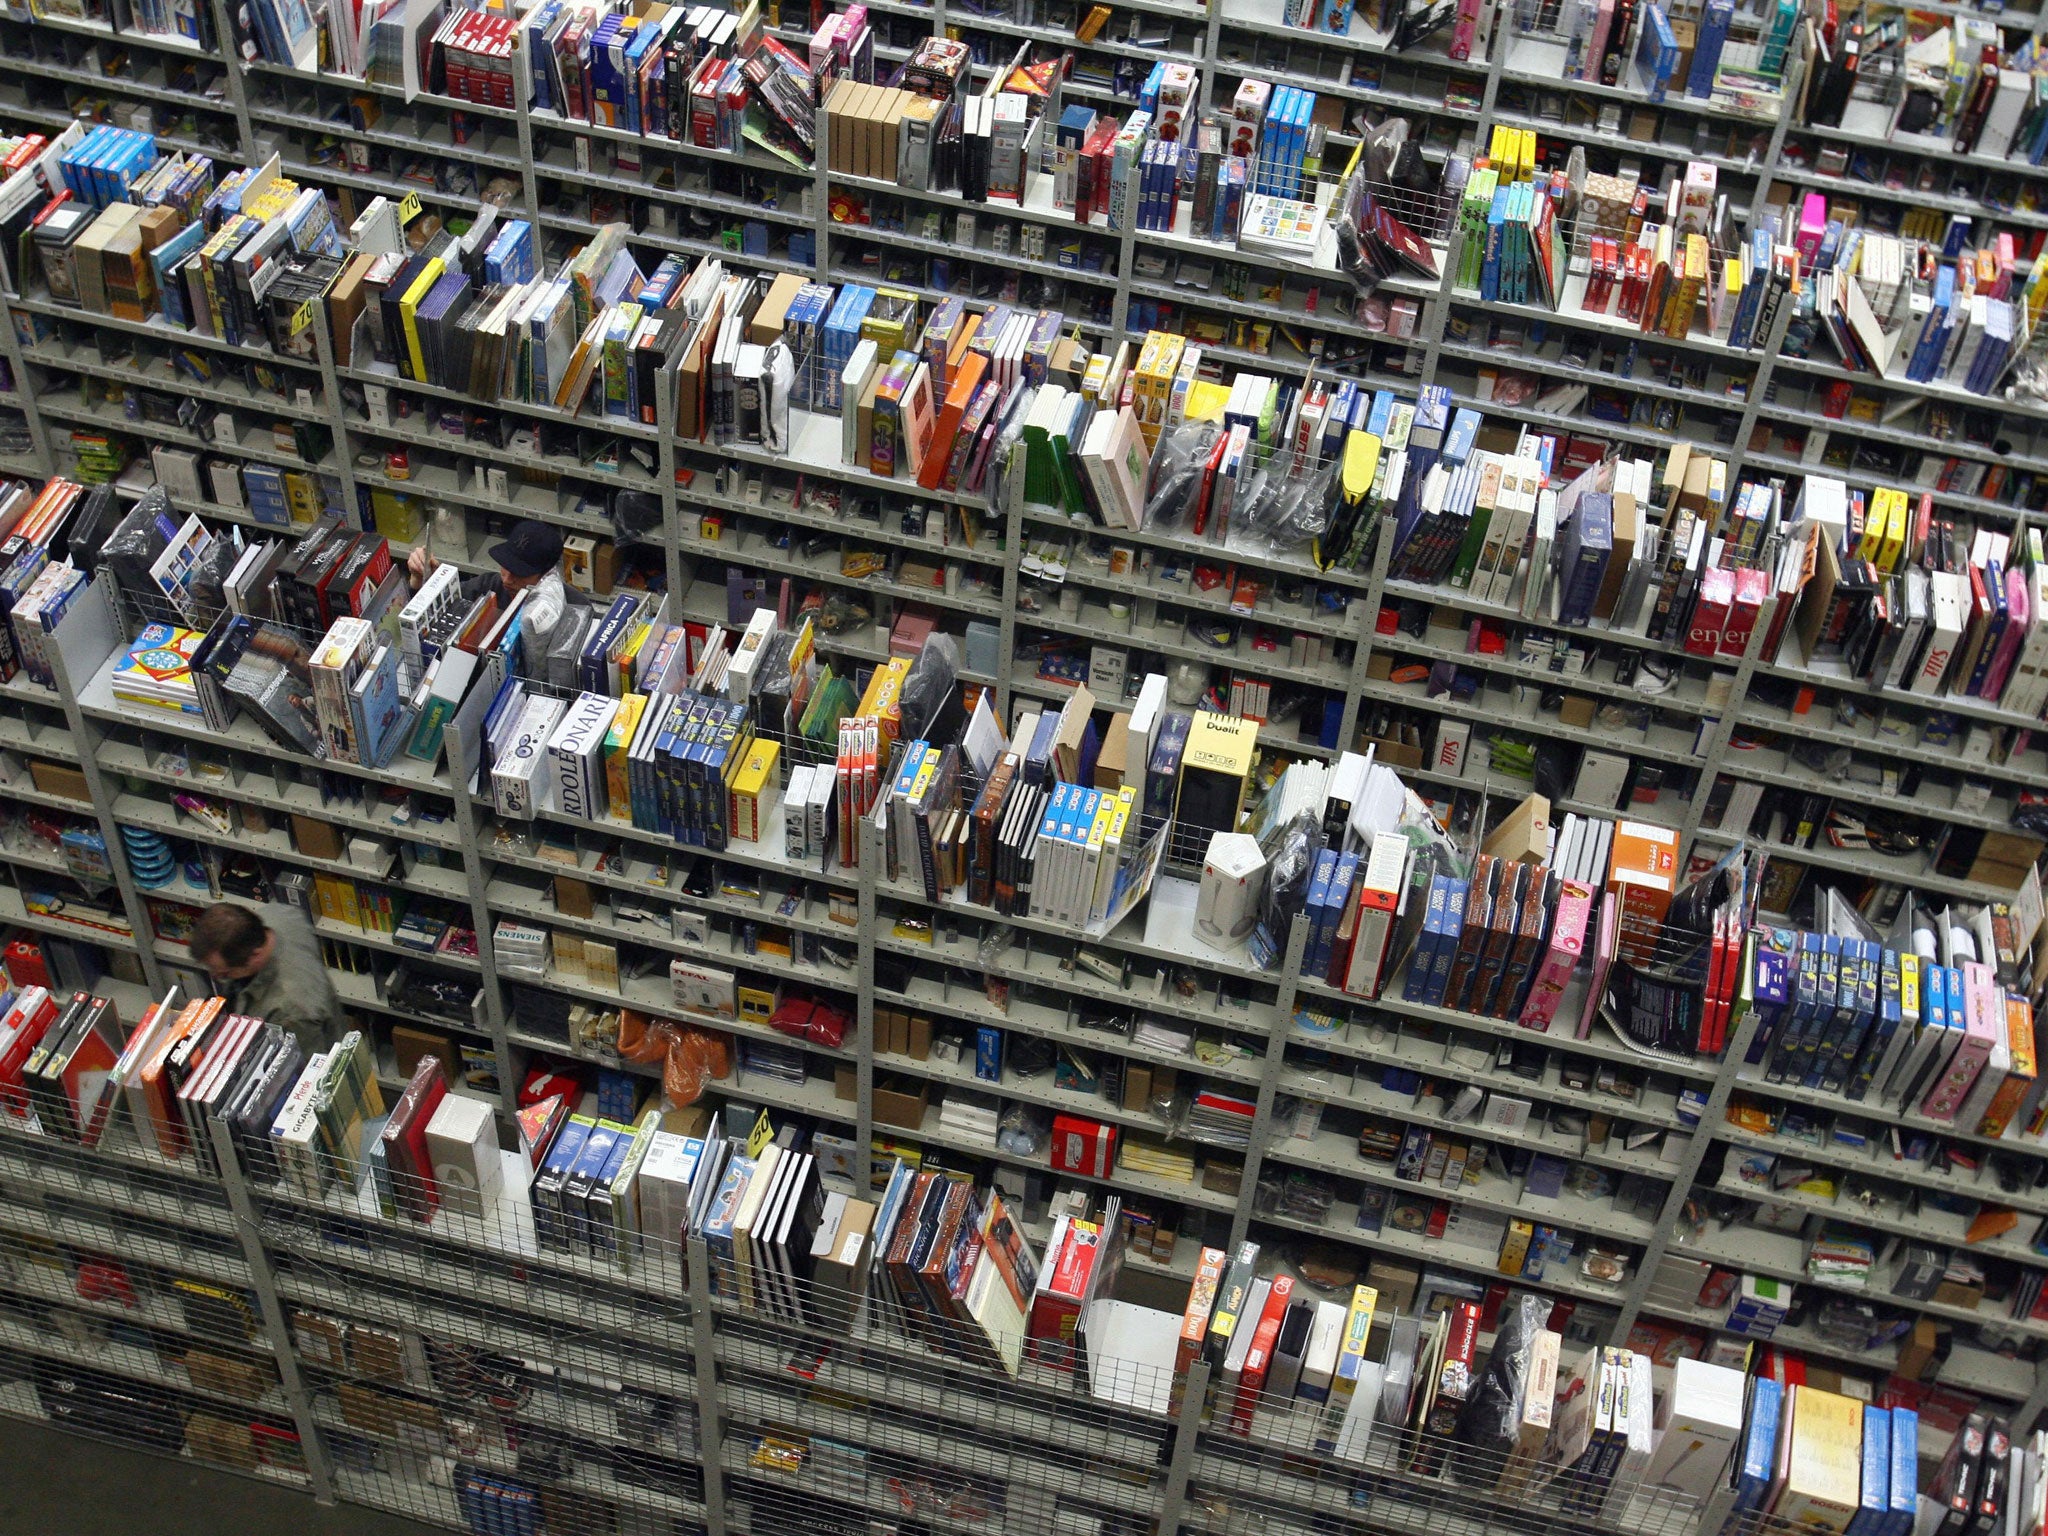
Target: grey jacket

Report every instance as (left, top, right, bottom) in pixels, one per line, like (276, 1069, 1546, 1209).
(225, 903, 345, 1056)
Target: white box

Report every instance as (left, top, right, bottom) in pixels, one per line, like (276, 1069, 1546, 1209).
(424, 1094, 502, 1220)
(670, 959, 737, 1020)
(547, 691, 620, 822)
(783, 763, 816, 859)
(1196, 831, 1267, 945)
(492, 695, 566, 819)
(1643, 1357, 1747, 1501)
(1433, 719, 1470, 778)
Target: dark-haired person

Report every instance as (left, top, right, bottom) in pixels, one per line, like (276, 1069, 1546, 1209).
(405, 518, 568, 639)
(188, 901, 343, 1054)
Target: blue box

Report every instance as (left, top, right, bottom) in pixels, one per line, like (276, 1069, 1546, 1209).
(975, 1027, 1003, 1082)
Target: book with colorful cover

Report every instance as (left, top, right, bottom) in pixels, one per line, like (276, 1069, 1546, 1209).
(110, 622, 206, 715)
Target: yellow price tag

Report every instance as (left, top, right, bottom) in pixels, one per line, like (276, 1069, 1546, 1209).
(289, 299, 316, 337)
(397, 190, 422, 225)
(744, 1109, 775, 1159)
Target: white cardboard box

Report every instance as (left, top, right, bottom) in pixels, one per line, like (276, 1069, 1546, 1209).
(424, 1094, 502, 1220)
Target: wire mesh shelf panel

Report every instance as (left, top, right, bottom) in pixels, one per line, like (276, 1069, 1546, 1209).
(253, 1158, 701, 1363)
(1188, 1372, 1709, 1536)
(713, 1278, 1173, 1521)
(311, 1371, 707, 1531)
(0, 1174, 306, 1488)
(0, 1101, 238, 1231)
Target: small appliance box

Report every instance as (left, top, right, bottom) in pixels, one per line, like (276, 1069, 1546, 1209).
(423, 1093, 502, 1219)
(493, 695, 566, 819)
(1196, 830, 1268, 945)
(1050, 1113, 1116, 1177)
(1643, 1357, 1747, 1500)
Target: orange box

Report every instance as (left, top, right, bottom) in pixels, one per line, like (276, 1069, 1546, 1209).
(1607, 820, 1679, 968)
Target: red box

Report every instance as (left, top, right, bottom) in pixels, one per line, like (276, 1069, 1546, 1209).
(1025, 1216, 1100, 1370)
(1050, 1113, 1116, 1177)
(1719, 567, 1768, 658)
(1685, 566, 1733, 657)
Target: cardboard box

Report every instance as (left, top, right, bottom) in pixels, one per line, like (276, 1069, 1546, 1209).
(290, 815, 344, 860)
(29, 761, 89, 802)
(554, 876, 594, 919)
(391, 1026, 455, 1085)
(1365, 1257, 1423, 1314)
(872, 1078, 928, 1129)
(1483, 792, 1552, 865)
(423, 1093, 502, 1219)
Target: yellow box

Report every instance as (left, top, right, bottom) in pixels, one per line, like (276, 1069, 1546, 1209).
(728, 737, 781, 844)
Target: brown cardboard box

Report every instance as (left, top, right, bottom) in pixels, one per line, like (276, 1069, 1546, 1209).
(1094, 715, 1130, 790)
(834, 1065, 857, 1101)
(1969, 831, 2044, 890)
(1932, 1275, 1984, 1311)
(1895, 1318, 1942, 1381)
(1482, 792, 1552, 865)
(392, 1025, 454, 1085)
(1200, 1158, 1241, 1196)
(1121, 1062, 1152, 1112)
(290, 815, 344, 860)
(748, 272, 808, 345)
(28, 761, 88, 802)
(1558, 695, 1596, 729)
(660, 1102, 713, 1138)
(1360, 732, 1423, 770)
(554, 875, 594, 919)
(183, 1412, 259, 1470)
(180, 1349, 274, 1403)
(907, 1014, 932, 1060)
(871, 1077, 928, 1129)
(1366, 1258, 1423, 1315)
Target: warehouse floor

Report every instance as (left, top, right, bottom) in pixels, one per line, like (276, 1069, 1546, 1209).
(0, 1420, 439, 1535)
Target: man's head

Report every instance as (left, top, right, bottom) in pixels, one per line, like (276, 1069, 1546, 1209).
(488, 520, 565, 594)
(190, 903, 274, 981)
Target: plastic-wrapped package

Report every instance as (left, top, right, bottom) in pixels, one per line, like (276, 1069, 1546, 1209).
(896, 632, 960, 741)
(185, 531, 243, 619)
(996, 1101, 1050, 1157)
(1455, 1293, 1554, 1478)
(1247, 809, 1324, 971)
(99, 486, 178, 600)
(616, 1010, 734, 1107)
(1237, 458, 1338, 555)
(1143, 423, 1218, 532)
(611, 488, 663, 548)
(813, 589, 873, 634)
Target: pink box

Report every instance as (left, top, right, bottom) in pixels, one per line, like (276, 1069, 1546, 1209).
(1794, 193, 1828, 266)
(1922, 961, 2001, 1120)
(1520, 880, 1594, 1030)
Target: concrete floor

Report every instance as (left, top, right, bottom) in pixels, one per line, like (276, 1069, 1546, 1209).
(0, 1418, 442, 1536)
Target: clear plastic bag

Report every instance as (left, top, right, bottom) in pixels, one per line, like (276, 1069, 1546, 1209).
(185, 530, 243, 619)
(1143, 423, 1218, 533)
(611, 488, 663, 548)
(1237, 457, 1338, 555)
(1248, 809, 1325, 971)
(100, 486, 177, 601)
(1455, 1293, 1553, 1477)
(996, 1101, 1050, 1158)
(897, 632, 960, 740)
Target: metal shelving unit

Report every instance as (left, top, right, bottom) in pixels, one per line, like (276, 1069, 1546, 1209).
(0, 0, 2044, 1525)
